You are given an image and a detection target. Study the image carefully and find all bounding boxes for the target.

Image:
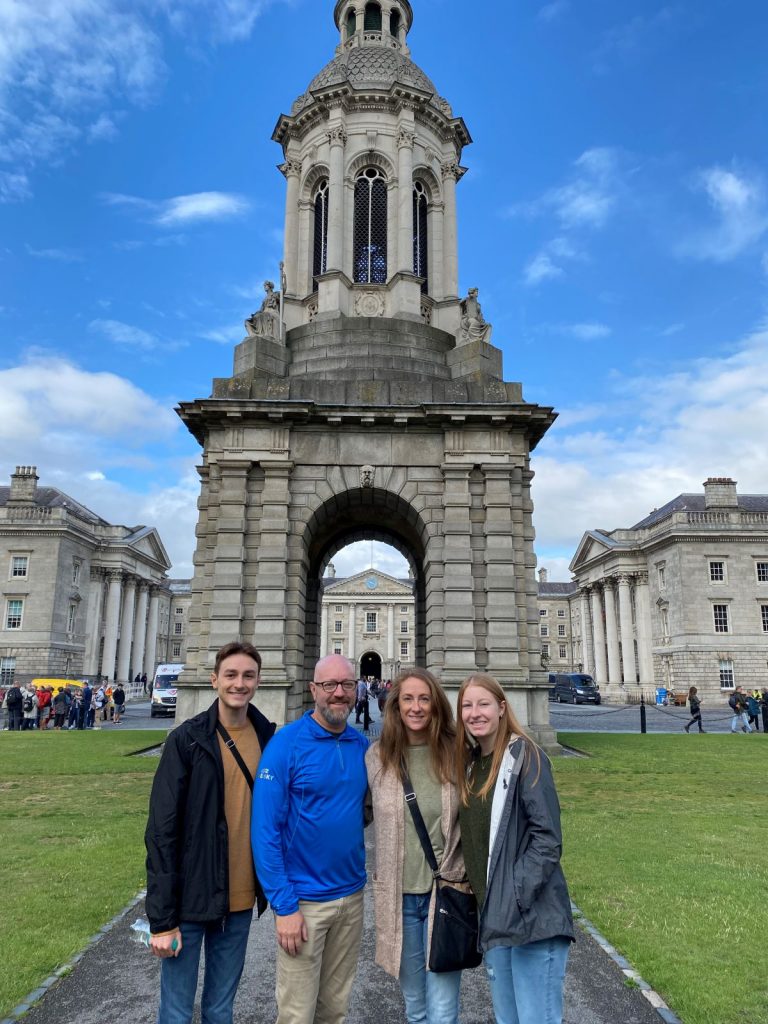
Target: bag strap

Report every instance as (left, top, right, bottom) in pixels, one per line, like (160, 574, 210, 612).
(402, 767, 441, 879)
(216, 721, 254, 792)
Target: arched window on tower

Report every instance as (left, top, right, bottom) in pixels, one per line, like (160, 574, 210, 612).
(346, 7, 356, 40)
(354, 168, 388, 284)
(390, 9, 401, 39)
(412, 181, 428, 294)
(313, 179, 329, 290)
(364, 2, 382, 31)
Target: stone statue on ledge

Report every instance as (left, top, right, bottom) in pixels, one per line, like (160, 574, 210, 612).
(245, 281, 280, 340)
(458, 287, 492, 345)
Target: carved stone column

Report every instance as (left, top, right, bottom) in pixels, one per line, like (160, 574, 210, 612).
(281, 158, 302, 297)
(116, 576, 137, 684)
(634, 572, 654, 687)
(348, 602, 356, 664)
(83, 568, 105, 677)
(617, 574, 637, 685)
(326, 125, 347, 273)
(441, 465, 477, 677)
(603, 579, 622, 690)
(580, 588, 593, 675)
(590, 585, 608, 686)
(397, 124, 416, 274)
(429, 200, 445, 299)
(132, 583, 150, 684)
(320, 601, 329, 659)
(144, 587, 161, 678)
(100, 571, 123, 682)
(441, 161, 461, 298)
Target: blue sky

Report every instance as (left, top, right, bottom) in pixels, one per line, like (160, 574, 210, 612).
(2, 0, 767, 580)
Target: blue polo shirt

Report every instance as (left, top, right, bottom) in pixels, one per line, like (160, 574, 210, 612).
(251, 712, 368, 915)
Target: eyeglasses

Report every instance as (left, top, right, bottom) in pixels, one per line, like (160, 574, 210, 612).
(313, 679, 357, 693)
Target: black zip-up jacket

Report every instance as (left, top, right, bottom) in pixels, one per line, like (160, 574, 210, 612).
(144, 699, 276, 933)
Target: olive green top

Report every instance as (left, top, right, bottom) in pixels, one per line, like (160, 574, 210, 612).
(458, 752, 495, 909)
(402, 744, 444, 894)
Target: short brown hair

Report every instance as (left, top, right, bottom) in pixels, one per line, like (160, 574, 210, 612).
(214, 642, 262, 676)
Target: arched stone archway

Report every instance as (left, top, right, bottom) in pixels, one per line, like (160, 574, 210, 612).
(359, 651, 382, 680)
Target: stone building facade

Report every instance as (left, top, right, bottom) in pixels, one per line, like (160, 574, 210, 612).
(320, 565, 415, 678)
(0, 466, 172, 687)
(569, 478, 768, 703)
(175, 0, 558, 747)
(537, 570, 577, 672)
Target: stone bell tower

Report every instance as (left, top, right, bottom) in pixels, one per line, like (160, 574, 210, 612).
(176, 0, 558, 748)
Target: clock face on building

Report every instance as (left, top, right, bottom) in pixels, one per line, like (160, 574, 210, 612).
(365, 576, 378, 590)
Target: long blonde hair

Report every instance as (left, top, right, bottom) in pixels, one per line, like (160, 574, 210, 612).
(376, 668, 456, 784)
(456, 673, 540, 806)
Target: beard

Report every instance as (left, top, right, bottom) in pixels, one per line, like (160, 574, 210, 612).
(317, 701, 351, 727)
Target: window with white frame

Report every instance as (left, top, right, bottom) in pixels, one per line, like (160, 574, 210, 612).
(719, 659, 735, 689)
(540, 625, 549, 637)
(400, 620, 408, 633)
(761, 605, 768, 633)
(400, 641, 409, 658)
(336, 605, 343, 612)
(334, 620, 343, 633)
(72, 559, 82, 586)
(757, 562, 768, 583)
(175, 606, 183, 615)
(709, 560, 726, 583)
(333, 644, 343, 656)
(713, 604, 730, 633)
(11, 555, 29, 579)
(539, 608, 547, 617)
(542, 643, 550, 657)
(557, 609, 566, 618)
(174, 622, 183, 636)
(0, 657, 15, 685)
(67, 602, 77, 634)
(366, 611, 378, 633)
(5, 599, 23, 630)
(559, 644, 567, 659)
(657, 565, 666, 590)
(557, 624, 566, 637)
(172, 643, 182, 659)
(400, 605, 409, 613)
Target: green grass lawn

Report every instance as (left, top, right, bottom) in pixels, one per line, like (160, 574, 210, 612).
(555, 733, 768, 1024)
(0, 730, 162, 1017)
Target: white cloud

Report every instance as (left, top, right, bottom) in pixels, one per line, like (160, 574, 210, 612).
(329, 541, 410, 580)
(89, 318, 160, 349)
(26, 244, 83, 262)
(104, 190, 250, 226)
(680, 165, 768, 262)
(524, 253, 563, 286)
(661, 323, 684, 337)
(538, 1, 570, 24)
(566, 322, 612, 340)
(509, 148, 620, 230)
(200, 322, 244, 345)
(88, 112, 118, 142)
(0, 170, 31, 203)
(531, 321, 768, 563)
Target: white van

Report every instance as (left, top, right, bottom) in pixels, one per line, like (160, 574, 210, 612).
(151, 663, 184, 718)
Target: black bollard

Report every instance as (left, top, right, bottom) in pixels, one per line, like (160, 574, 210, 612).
(640, 695, 647, 734)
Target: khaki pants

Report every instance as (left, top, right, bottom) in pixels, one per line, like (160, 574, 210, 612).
(275, 889, 364, 1024)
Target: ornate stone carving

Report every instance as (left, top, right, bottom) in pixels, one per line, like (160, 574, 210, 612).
(420, 299, 433, 326)
(307, 298, 318, 322)
(458, 287, 492, 345)
(435, 96, 453, 117)
(354, 291, 385, 317)
(360, 465, 375, 488)
(245, 281, 281, 340)
(279, 158, 303, 179)
(397, 126, 416, 149)
(441, 160, 462, 181)
(327, 125, 348, 147)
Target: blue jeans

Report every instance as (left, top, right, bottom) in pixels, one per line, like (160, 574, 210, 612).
(399, 893, 461, 1024)
(484, 938, 570, 1024)
(157, 909, 252, 1024)
(731, 712, 752, 732)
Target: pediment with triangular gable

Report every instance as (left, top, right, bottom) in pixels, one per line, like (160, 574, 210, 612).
(323, 568, 413, 599)
(569, 530, 619, 574)
(121, 526, 172, 571)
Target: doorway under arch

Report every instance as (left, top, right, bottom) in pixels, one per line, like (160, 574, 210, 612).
(359, 651, 382, 680)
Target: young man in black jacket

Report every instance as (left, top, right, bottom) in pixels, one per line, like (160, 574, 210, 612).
(144, 641, 275, 1024)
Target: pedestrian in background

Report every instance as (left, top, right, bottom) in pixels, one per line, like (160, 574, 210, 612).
(113, 684, 126, 724)
(4, 682, 23, 731)
(457, 673, 575, 1024)
(366, 669, 466, 1024)
(761, 688, 768, 733)
(747, 691, 761, 732)
(52, 687, 68, 730)
(683, 686, 704, 733)
(728, 687, 752, 733)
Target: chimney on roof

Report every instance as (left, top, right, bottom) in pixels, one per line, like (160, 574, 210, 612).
(703, 477, 738, 509)
(326, 562, 336, 579)
(8, 465, 39, 505)
(539, 568, 548, 584)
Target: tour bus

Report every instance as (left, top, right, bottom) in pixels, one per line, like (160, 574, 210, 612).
(150, 663, 184, 718)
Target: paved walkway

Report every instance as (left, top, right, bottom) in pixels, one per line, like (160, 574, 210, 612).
(19, 848, 667, 1024)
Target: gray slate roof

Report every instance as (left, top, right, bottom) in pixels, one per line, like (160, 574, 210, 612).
(0, 485, 106, 525)
(539, 581, 577, 597)
(631, 493, 768, 530)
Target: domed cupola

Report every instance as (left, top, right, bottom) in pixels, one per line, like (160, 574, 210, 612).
(272, 0, 471, 336)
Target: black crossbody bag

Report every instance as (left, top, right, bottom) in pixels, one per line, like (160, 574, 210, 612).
(216, 721, 255, 790)
(402, 768, 482, 973)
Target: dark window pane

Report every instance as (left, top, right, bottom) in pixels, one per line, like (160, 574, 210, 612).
(346, 9, 356, 38)
(313, 180, 329, 289)
(354, 170, 388, 284)
(364, 3, 382, 31)
(412, 185, 428, 293)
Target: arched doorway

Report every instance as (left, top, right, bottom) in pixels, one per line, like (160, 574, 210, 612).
(359, 651, 382, 680)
